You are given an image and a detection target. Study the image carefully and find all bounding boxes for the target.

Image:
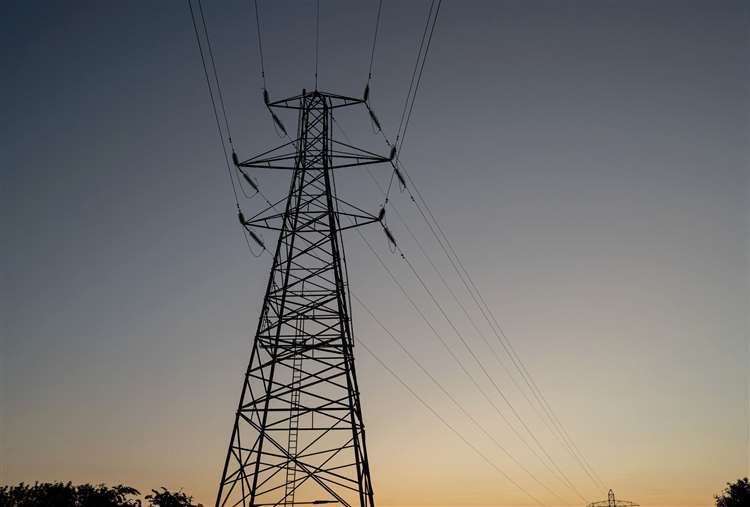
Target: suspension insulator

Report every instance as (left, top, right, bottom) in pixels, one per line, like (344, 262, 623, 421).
(242, 172, 259, 193)
(232, 151, 240, 166)
(363, 83, 370, 102)
(378, 207, 386, 222)
(389, 146, 397, 160)
(383, 225, 397, 248)
(394, 166, 406, 188)
(368, 109, 382, 131)
(271, 112, 288, 136)
(263, 88, 269, 105)
(249, 230, 265, 250)
(238, 210, 246, 225)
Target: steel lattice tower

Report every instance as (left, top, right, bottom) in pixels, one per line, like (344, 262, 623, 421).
(587, 490, 640, 507)
(216, 90, 391, 507)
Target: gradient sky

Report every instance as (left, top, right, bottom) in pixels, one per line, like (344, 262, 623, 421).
(2, 1, 748, 506)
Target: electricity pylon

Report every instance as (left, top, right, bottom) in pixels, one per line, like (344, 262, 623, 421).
(587, 490, 640, 507)
(215, 89, 392, 507)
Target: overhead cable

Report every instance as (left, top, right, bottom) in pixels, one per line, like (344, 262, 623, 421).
(251, 0, 267, 89)
(397, 154, 607, 492)
(368, 189, 587, 501)
(197, 0, 234, 147)
(354, 334, 546, 507)
(187, 0, 239, 206)
(357, 229, 583, 504)
(396, 0, 443, 159)
(364, 90, 606, 491)
(367, 0, 384, 83)
(188, 0, 266, 257)
(353, 292, 569, 505)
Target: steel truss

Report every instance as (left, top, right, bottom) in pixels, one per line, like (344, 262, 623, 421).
(216, 90, 389, 507)
(587, 490, 639, 507)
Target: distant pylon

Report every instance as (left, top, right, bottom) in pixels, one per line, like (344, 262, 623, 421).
(215, 89, 391, 507)
(587, 489, 639, 507)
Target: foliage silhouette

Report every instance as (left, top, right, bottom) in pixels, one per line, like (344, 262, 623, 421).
(0, 482, 140, 506)
(0, 483, 203, 507)
(715, 478, 750, 507)
(145, 488, 203, 507)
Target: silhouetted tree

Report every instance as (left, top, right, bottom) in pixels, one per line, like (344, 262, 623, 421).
(145, 488, 203, 507)
(0, 482, 140, 506)
(715, 477, 750, 507)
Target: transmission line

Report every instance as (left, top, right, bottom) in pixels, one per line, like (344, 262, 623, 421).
(395, 0, 438, 145)
(362, 168, 592, 502)
(201, 0, 278, 209)
(342, 118, 589, 499)
(188, 0, 269, 258)
(399, 161, 607, 491)
(375, 226, 588, 501)
(396, 0, 442, 159)
(353, 334, 546, 507)
(357, 229, 587, 504)
(337, 110, 593, 502)
(364, 0, 441, 207)
(367, 0, 384, 83)
(360, 180, 587, 500)
(197, 0, 234, 148)
(376, 142, 607, 491)
(188, 0, 238, 204)
(365, 83, 606, 490)
(344, 101, 587, 498)
(251, 0, 267, 89)
(352, 292, 569, 505)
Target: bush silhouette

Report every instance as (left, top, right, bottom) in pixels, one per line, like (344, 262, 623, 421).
(0, 483, 202, 507)
(715, 477, 750, 507)
(145, 488, 203, 507)
(0, 482, 140, 506)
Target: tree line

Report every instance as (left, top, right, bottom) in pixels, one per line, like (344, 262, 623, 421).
(0, 483, 202, 506)
(1, 477, 747, 506)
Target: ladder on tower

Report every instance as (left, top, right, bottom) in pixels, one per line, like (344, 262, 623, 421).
(284, 323, 305, 506)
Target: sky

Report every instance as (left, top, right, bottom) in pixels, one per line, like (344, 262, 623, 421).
(1, 1, 748, 506)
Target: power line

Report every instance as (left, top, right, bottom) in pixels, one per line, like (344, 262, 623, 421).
(188, 0, 267, 259)
(364, 86, 606, 490)
(341, 108, 587, 499)
(395, 0, 437, 145)
(352, 292, 568, 506)
(356, 229, 585, 504)
(397, 157, 607, 492)
(472, 268, 608, 491)
(396, 235, 587, 502)
(353, 331, 546, 507)
(251, 0, 267, 89)
(369, 190, 588, 502)
(359, 94, 600, 495)
(362, 0, 442, 208)
(197, 1, 278, 219)
(349, 127, 590, 499)
(343, 105, 588, 498)
(396, 0, 442, 159)
(187, 0, 239, 206)
(197, 0, 234, 147)
(367, 0, 384, 83)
